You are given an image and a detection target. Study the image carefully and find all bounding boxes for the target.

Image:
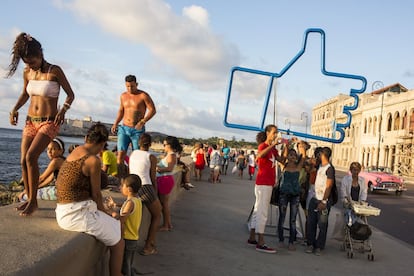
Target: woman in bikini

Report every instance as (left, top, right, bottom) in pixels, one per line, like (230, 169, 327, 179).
(7, 33, 75, 216)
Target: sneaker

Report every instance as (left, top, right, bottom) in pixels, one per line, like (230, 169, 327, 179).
(314, 248, 321, 256)
(305, 245, 314, 254)
(247, 239, 258, 246)
(256, 244, 277, 254)
(186, 183, 195, 188)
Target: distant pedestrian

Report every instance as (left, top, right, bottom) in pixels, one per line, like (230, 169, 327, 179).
(248, 150, 256, 180)
(221, 143, 231, 174)
(193, 142, 207, 181)
(236, 150, 247, 179)
(7, 32, 75, 216)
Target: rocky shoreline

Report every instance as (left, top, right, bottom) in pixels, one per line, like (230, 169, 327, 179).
(0, 181, 24, 206)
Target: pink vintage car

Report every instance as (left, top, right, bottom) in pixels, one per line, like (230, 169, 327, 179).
(359, 166, 406, 195)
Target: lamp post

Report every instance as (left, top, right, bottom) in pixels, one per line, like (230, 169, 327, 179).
(301, 112, 308, 136)
(372, 81, 384, 169)
(285, 118, 291, 131)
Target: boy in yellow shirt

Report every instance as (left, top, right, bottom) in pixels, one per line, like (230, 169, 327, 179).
(112, 174, 142, 276)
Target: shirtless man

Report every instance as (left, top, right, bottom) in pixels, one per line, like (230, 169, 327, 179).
(111, 75, 156, 177)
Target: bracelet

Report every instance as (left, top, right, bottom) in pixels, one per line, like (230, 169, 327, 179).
(63, 103, 71, 109)
(10, 110, 18, 116)
(140, 119, 146, 124)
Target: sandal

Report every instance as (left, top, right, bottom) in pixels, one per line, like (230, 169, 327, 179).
(140, 247, 158, 256)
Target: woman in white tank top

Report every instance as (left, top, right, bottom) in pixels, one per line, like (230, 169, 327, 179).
(128, 133, 162, 255)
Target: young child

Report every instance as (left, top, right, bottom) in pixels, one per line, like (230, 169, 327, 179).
(110, 174, 143, 276)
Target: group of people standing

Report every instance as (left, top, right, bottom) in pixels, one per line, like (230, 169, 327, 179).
(247, 124, 337, 255)
(248, 124, 368, 256)
(6, 32, 183, 275)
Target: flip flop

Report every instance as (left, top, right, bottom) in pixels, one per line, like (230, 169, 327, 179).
(140, 247, 158, 256)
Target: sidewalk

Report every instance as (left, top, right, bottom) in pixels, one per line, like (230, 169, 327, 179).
(134, 167, 414, 276)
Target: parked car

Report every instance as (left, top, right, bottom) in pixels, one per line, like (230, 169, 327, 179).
(359, 166, 406, 195)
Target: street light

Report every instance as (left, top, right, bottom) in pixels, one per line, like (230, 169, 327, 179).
(372, 81, 384, 169)
(285, 118, 291, 131)
(301, 112, 308, 136)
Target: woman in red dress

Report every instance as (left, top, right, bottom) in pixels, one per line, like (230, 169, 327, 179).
(193, 142, 207, 181)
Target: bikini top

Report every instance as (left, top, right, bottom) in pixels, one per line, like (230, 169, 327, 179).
(26, 65, 60, 98)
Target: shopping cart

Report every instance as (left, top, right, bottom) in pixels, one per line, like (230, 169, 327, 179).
(342, 200, 381, 261)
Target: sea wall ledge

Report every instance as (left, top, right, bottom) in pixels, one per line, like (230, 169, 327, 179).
(0, 158, 190, 276)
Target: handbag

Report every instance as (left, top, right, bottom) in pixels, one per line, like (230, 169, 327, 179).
(270, 185, 280, 206)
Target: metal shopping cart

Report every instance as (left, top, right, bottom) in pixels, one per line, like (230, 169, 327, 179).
(342, 200, 381, 261)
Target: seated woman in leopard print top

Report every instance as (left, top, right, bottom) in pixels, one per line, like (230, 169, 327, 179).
(55, 123, 124, 276)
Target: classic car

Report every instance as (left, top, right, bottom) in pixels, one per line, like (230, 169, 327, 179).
(359, 166, 406, 194)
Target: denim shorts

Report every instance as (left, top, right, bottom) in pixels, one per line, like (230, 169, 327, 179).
(117, 125, 145, 151)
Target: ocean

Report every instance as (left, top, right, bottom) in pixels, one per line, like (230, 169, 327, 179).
(0, 127, 117, 184)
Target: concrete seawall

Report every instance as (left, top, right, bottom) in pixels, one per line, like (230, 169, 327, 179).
(0, 157, 191, 276)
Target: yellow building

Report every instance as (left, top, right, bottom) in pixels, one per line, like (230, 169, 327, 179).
(311, 83, 414, 177)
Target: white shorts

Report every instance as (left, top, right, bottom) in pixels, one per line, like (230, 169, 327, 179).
(55, 200, 121, 246)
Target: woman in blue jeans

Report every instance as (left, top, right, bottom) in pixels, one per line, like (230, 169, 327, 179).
(278, 144, 306, 251)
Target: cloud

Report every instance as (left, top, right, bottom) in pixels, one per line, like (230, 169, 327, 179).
(403, 70, 414, 78)
(56, 0, 240, 90)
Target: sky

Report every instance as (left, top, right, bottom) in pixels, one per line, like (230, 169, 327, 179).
(0, 0, 413, 142)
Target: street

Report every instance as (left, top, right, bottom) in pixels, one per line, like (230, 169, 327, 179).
(336, 170, 414, 246)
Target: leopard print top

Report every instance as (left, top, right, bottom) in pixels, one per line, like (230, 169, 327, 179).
(56, 154, 92, 203)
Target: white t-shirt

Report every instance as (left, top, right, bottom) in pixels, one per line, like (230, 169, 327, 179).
(129, 150, 152, 185)
(315, 163, 334, 200)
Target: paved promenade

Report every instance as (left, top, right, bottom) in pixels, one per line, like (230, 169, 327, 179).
(134, 166, 414, 276)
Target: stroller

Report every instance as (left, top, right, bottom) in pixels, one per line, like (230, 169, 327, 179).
(342, 200, 381, 261)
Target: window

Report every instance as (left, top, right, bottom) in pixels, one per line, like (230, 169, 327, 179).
(401, 111, 407, 130)
(394, 112, 400, 130)
(387, 113, 392, 131)
(363, 118, 367, 133)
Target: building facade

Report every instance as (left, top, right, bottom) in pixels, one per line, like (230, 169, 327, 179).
(311, 83, 414, 177)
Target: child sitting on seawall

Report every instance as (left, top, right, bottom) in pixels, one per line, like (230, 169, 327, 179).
(19, 138, 65, 201)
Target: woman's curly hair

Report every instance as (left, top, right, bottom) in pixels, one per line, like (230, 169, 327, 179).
(6, 32, 43, 78)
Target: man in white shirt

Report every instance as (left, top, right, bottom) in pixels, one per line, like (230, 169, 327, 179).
(306, 147, 335, 256)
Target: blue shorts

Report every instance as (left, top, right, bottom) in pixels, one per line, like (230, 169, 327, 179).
(117, 125, 145, 152)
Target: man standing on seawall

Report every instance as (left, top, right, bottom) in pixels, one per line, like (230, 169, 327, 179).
(111, 75, 156, 178)
(306, 147, 335, 256)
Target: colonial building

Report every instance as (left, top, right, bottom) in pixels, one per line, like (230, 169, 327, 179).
(311, 83, 414, 177)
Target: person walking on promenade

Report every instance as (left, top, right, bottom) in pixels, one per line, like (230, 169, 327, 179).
(221, 143, 231, 174)
(277, 144, 306, 251)
(236, 150, 247, 179)
(248, 124, 287, 253)
(209, 144, 221, 183)
(111, 75, 156, 179)
(55, 123, 124, 276)
(306, 146, 335, 256)
(7, 32, 75, 216)
(193, 142, 207, 181)
(129, 133, 162, 255)
(247, 150, 257, 180)
(157, 136, 182, 231)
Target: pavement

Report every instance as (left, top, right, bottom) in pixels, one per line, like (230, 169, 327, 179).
(133, 165, 414, 276)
